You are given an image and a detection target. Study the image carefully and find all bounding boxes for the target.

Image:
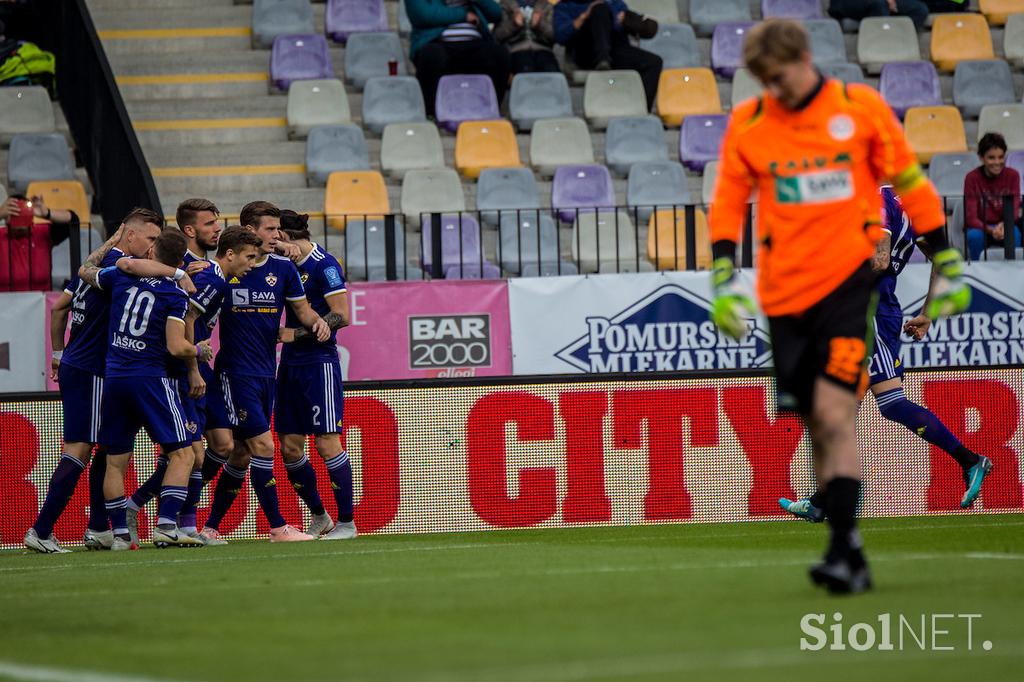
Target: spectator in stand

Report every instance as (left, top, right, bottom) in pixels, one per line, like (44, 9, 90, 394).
(923, 0, 965, 14)
(493, 0, 559, 73)
(963, 132, 1023, 260)
(0, 193, 78, 291)
(553, 0, 662, 110)
(406, 0, 511, 118)
(827, 0, 928, 30)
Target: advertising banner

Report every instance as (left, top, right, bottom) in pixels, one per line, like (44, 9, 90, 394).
(2, 368, 1020, 548)
(0, 293, 45, 393)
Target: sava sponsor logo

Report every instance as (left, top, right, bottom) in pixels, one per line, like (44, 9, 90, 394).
(112, 334, 146, 351)
(556, 285, 771, 373)
(901, 276, 1024, 368)
(231, 289, 277, 306)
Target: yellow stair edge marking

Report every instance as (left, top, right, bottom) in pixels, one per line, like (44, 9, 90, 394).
(116, 72, 267, 85)
(98, 27, 251, 40)
(152, 164, 306, 178)
(135, 117, 286, 131)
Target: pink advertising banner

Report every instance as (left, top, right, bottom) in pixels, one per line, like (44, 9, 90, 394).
(339, 280, 512, 381)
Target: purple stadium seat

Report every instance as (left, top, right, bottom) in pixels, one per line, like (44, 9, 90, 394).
(711, 22, 754, 77)
(551, 164, 615, 223)
(420, 213, 499, 278)
(879, 61, 942, 118)
(270, 34, 333, 90)
(325, 0, 388, 43)
(435, 75, 500, 133)
(679, 114, 727, 172)
(1007, 151, 1024, 192)
(762, 0, 822, 19)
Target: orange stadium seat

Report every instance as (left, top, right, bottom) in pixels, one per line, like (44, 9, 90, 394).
(454, 119, 521, 179)
(979, 0, 1024, 25)
(903, 106, 967, 164)
(655, 68, 722, 127)
(646, 208, 712, 270)
(930, 14, 994, 71)
(324, 170, 389, 230)
(25, 180, 90, 225)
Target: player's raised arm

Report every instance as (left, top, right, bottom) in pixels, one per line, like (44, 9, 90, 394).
(49, 289, 73, 381)
(165, 314, 213, 362)
(116, 257, 196, 295)
(78, 224, 125, 287)
(286, 298, 331, 343)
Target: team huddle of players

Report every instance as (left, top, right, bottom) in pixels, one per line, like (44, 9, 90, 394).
(25, 199, 355, 552)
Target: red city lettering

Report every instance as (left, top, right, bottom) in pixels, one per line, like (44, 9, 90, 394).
(344, 396, 400, 533)
(560, 391, 611, 523)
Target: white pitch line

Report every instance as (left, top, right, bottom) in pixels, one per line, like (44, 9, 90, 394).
(0, 661, 186, 682)
(964, 552, 1024, 560)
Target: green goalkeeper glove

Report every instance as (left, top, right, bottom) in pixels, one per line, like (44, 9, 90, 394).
(926, 248, 971, 320)
(710, 257, 757, 340)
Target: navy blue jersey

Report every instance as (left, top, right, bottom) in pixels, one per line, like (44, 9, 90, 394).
(189, 259, 227, 346)
(876, 186, 918, 317)
(281, 244, 346, 366)
(165, 252, 221, 379)
(60, 248, 126, 375)
(215, 254, 305, 378)
(98, 268, 189, 379)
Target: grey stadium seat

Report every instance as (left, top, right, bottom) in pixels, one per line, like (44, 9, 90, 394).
(1006, 14, 1024, 67)
(344, 32, 406, 91)
(476, 167, 541, 227)
(953, 60, 1016, 119)
(928, 152, 978, 198)
(380, 122, 445, 179)
(521, 261, 580, 277)
(398, 0, 411, 34)
(344, 218, 419, 281)
(583, 70, 648, 129)
(731, 69, 761, 107)
(51, 228, 103, 290)
(0, 86, 56, 145)
(529, 117, 595, 177)
(252, 0, 314, 49)
(640, 23, 700, 69)
(8, 133, 74, 192)
(978, 104, 1024, 151)
(605, 115, 669, 177)
(803, 19, 846, 65)
(857, 16, 919, 74)
(627, 0, 679, 23)
(509, 72, 573, 131)
(688, 0, 751, 37)
(361, 76, 426, 135)
(572, 210, 638, 273)
(627, 161, 691, 223)
(286, 79, 350, 139)
(498, 212, 560, 274)
(305, 124, 370, 185)
(400, 168, 466, 222)
(819, 62, 865, 84)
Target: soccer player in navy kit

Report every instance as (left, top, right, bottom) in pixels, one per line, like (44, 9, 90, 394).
(276, 210, 356, 540)
(201, 201, 330, 542)
(780, 186, 994, 522)
(24, 208, 169, 553)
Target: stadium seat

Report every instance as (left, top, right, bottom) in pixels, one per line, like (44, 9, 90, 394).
(1006, 14, 1024, 66)
(270, 34, 333, 91)
(286, 79, 350, 138)
(689, 0, 751, 37)
(325, 0, 388, 43)
(930, 14, 994, 72)
(730, 69, 761, 107)
(583, 70, 648, 129)
(702, 160, 719, 205)
(344, 32, 406, 90)
(420, 213, 498, 278)
(529, 117, 595, 177)
(979, 0, 1024, 25)
(324, 170, 388, 229)
(927, 152, 979, 198)
(552, 164, 616, 223)
(711, 23, 755, 77)
(977, 104, 1024, 150)
(879, 61, 941, 118)
(655, 67, 722, 127)
(509, 72, 573, 132)
(398, 0, 411, 34)
(571, 210, 638, 273)
(401, 168, 465, 223)
(1006, 150, 1024, 191)
(435, 74, 500, 133)
(856, 17, 919, 74)
(305, 124, 370, 185)
(7, 133, 74, 193)
(344, 218, 412, 281)
(520, 261, 580, 277)
(454, 119, 521, 179)
(819, 62, 865, 84)
(25, 180, 90, 224)
(640, 24, 701, 70)
(903, 106, 967, 164)
(762, 0, 822, 19)
(679, 114, 727, 172)
(605, 115, 669, 176)
(51, 227, 103, 290)
(252, 0, 314, 49)
(477, 167, 540, 228)
(627, 160, 690, 223)
(646, 207, 711, 270)
(803, 18, 847, 64)
(498, 211, 560, 274)
(361, 76, 426, 135)
(627, 0, 679, 23)
(380, 122, 445, 179)
(953, 60, 1016, 119)
(0, 86, 55, 145)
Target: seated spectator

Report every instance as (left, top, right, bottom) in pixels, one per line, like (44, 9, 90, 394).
(964, 133, 1023, 260)
(406, 0, 511, 118)
(553, 0, 662, 110)
(828, 0, 928, 30)
(0, 193, 78, 291)
(923, 0, 965, 14)
(493, 0, 559, 74)
(0, 19, 56, 93)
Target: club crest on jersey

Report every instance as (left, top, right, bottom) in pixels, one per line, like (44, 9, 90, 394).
(265, 273, 278, 287)
(238, 409, 248, 422)
(300, 272, 309, 284)
(186, 421, 198, 434)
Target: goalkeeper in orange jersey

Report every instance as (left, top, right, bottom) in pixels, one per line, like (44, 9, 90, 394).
(707, 19, 970, 594)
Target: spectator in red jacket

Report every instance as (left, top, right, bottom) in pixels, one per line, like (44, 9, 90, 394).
(0, 194, 78, 291)
(963, 132, 1022, 260)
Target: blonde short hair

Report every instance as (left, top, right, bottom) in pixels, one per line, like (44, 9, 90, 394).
(743, 19, 810, 80)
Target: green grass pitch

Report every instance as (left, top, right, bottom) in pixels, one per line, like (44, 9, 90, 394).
(0, 514, 1021, 682)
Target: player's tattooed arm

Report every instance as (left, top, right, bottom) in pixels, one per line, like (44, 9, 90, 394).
(284, 298, 331, 343)
(870, 233, 891, 272)
(49, 291, 72, 382)
(78, 224, 125, 287)
(287, 291, 349, 343)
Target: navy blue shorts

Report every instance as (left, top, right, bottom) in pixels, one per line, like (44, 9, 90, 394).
(220, 372, 276, 440)
(868, 314, 904, 386)
(98, 375, 192, 455)
(275, 361, 344, 436)
(204, 366, 234, 432)
(171, 376, 204, 443)
(58, 363, 103, 445)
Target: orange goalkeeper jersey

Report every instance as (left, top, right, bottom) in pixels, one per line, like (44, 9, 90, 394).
(709, 79, 945, 316)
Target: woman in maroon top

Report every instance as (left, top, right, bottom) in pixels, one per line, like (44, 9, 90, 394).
(963, 132, 1022, 260)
